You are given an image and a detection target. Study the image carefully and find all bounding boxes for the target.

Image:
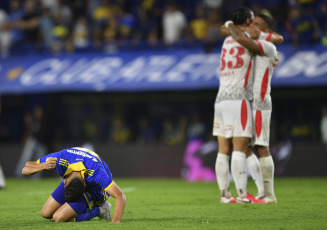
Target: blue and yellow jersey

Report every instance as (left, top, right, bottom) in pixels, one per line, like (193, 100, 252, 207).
(38, 147, 114, 207)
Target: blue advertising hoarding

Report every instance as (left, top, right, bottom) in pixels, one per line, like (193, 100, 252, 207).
(0, 45, 326, 94)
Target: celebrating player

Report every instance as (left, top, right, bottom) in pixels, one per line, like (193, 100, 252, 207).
(213, 7, 266, 203)
(218, 12, 282, 203)
(244, 14, 280, 203)
(219, 13, 282, 203)
(22, 147, 126, 223)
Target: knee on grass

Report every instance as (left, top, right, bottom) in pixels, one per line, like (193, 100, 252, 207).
(40, 209, 53, 219)
(52, 212, 72, 222)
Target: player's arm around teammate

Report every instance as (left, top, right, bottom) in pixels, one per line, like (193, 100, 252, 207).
(224, 21, 263, 54)
(221, 22, 283, 45)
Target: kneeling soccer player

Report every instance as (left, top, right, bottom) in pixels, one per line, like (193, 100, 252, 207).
(22, 147, 126, 223)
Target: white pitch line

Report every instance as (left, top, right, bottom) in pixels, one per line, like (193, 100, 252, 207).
(121, 187, 137, 193)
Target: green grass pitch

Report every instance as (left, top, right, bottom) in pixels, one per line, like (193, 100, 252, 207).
(0, 177, 327, 229)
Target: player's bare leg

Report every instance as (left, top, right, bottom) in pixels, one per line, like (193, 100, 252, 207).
(52, 203, 78, 222)
(41, 196, 62, 219)
(256, 145, 277, 203)
(216, 136, 235, 203)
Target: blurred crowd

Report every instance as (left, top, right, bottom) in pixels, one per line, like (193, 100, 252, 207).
(0, 0, 326, 57)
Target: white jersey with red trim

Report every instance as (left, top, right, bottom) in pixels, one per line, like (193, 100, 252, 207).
(216, 36, 254, 103)
(258, 31, 272, 41)
(252, 39, 277, 110)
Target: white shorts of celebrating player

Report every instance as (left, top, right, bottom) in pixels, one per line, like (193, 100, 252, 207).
(250, 110, 271, 147)
(213, 100, 253, 138)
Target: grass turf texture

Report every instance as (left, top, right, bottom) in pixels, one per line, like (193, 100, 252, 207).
(0, 178, 327, 229)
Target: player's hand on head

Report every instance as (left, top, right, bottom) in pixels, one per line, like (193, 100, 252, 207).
(45, 157, 57, 170)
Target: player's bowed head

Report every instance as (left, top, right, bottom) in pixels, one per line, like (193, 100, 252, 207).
(64, 171, 85, 203)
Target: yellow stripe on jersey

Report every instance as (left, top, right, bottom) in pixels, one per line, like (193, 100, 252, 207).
(85, 169, 94, 176)
(83, 193, 93, 210)
(59, 159, 69, 167)
(59, 159, 69, 164)
(63, 162, 86, 180)
(103, 189, 109, 200)
(95, 190, 109, 206)
(104, 181, 115, 192)
(37, 159, 40, 164)
(90, 170, 94, 176)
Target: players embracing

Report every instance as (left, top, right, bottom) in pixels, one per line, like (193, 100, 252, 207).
(213, 7, 282, 203)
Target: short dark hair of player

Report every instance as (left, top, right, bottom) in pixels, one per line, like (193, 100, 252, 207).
(257, 14, 273, 30)
(64, 177, 85, 202)
(229, 7, 253, 25)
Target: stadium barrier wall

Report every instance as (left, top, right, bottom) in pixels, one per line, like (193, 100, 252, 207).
(1, 44, 327, 94)
(0, 142, 326, 178)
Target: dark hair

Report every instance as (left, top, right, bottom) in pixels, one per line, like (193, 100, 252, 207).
(64, 177, 85, 203)
(257, 14, 274, 29)
(229, 7, 253, 25)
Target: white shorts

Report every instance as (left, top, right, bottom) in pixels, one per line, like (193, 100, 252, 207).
(251, 110, 271, 147)
(213, 100, 253, 138)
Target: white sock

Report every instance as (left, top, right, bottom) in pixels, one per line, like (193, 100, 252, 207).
(231, 151, 247, 197)
(246, 153, 264, 195)
(260, 155, 275, 198)
(0, 163, 6, 188)
(215, 153, 231, 197)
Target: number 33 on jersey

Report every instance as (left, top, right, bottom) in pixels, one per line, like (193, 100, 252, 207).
(217, 36, 254, 103)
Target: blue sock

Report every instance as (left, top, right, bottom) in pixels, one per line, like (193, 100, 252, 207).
(75, 207, 100, 222)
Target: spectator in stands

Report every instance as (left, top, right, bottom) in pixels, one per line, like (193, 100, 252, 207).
(116, 5, 135, 43)
(162, 2, 187, 45)
(0, 0, 326, 54)
(7, 0, 24, 46)
(189, 6, 208, 42)
(142, 0, 164, 44)
(52, 12, 70, 53)
(102, 15, 120, 52)
(133, 7, 156, 46)
(40, 7, 54, 49)
(92, 0, 115, 26)
(54, 0, 72, 27)
(203, 0, 223, 10)
(204, 9, 224, 52)
(287, 6, 320, 47)
(40, 0, 59, 15)
(14, 0, 41, 46)
(92, 0, 116, 50)
(73, 16, 89, 49)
